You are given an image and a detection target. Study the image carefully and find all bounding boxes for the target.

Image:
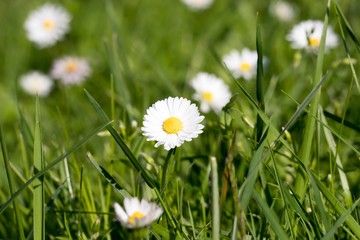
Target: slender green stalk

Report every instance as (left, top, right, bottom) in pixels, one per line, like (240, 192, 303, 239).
(0, 127, 25, 240)
(211, 156, 220, 240)
(33, 98, 44, 240)
(161, 148, 175, 192)
(0, 122, 110, 214)
(294, 0, 331, 202)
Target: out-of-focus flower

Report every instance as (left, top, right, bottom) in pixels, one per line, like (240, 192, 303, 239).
(286, 20, 338, 52)
(189, 72, 231, 114)
(270, 1, 296, 22)
(114, 198, 163, 229)
(223, 48, 258, 80)
(142, 97, 204, 150)
(20, 71, 53, 97)
(181, 0, 213, 11)
(51, 56, 91, 85)
(24, 3, 71, 48)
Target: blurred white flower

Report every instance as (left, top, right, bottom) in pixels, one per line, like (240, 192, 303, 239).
(51, 56, 91, 85)
(181, 0, 213, 11)
(24, 3, 71, 48)
(190, 72, 231, 114)
(270, 1, 296, 22)
(223, 48, 258, 80)
(142, 97, 204, 150)
(114, 198, 163, 229)
(20, 71, 53, 97)
(286, 20, 338, 52)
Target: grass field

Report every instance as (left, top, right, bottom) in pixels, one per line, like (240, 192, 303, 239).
(1, 0, 360, 239)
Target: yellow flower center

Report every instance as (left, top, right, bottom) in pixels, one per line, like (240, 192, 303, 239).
(43, 19, 54, 30)
(65, 60, 78, 73)
(163, 117, 183, 134)
(128, 211, 145, 224)
(240, 62, 251, 71)
(202, 92, 213, 103)
(309, 37, 320, 47)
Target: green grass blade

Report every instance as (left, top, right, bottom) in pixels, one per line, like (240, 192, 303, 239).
(319, 107, 352, 206)
(86, 152, 131, 199)
(311, 172, 360, 238)
(211, 156, 220, 240)
(253, 191, 288, 239)
(84, 89, 158, 189)
(294, 0, 331, 202)
(0, 121, 110, 214)
(322, 198, 360, 240)
(33, 98, 44, 239)
(255, 13, 265, 143)
(239, 126, 268, 210)
(0, 126, 25, 240)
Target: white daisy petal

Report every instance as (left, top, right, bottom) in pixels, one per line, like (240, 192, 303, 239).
(24, 3, 71, 48)
(223, 48, 259, 80)
(51, 56, 91, 85)
(189, 72, 232, 114)
(142, 97, 204, 150)
(286, 20, 338, 52)
(181, 0, 213, 11)
(114, 198, 163, 229)
(20, 71, 53, 97)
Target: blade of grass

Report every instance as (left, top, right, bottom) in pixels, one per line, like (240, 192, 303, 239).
(84, 89, 158, 189)
(322, 198, 360, 240)
(253, 191, 288, 239)
(0, 121, 110, 214)
(255, 13, 265, 144)
(294, 0, 331, 202)
(33, 98, 45, 239)
(210, 156, 220, 240)
(310, 171, 360, 238)
(319, 107, 352, 206)
(239, 126, 269, 211)
(86, 152, 131, 199)
(0, 126, 25, 240)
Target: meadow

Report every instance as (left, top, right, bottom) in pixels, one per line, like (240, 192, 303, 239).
(1, 0, 360, 239)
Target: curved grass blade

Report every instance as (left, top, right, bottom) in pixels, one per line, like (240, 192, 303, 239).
(322, 198, 360, 240)
(84, 89, 158, 189)
(253, 191, 288, 239)
(310, 172, 360, 238)
(0, 121, 110, 214)
(0, 126, 25, 240)
(86, 152, 131, 199)
(255, 13, 265, 144)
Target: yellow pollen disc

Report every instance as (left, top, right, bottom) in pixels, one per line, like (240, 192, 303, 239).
(128, 211, 145, 224)
(43, 19, 54, 29)
(65, 61, 78, 73)
(202, 92, 213, 103)
(309, 37, 320, 47)
(163, 117, 183, 134)
(240, 62, 251, 71)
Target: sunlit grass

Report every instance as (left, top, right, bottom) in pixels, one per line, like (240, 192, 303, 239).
(1, 0, 360, 239)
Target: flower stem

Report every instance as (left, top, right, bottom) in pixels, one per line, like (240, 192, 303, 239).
(161, 148, 175, 192)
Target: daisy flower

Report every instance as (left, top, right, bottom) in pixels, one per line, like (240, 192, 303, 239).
(142, 97, 204, 150)
(286, 20, 338, 52)
(24, 3, 71, 48)
(222, 48, 258, 80)
(20, 71, 53, 97)
(181, 0, 214, 11)
(114, 197, 163, 229)
(50, 56, 91, 85)
(190, 72, 231, 114)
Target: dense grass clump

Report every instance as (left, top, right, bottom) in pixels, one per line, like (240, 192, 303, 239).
(1, 0, 360, 239)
